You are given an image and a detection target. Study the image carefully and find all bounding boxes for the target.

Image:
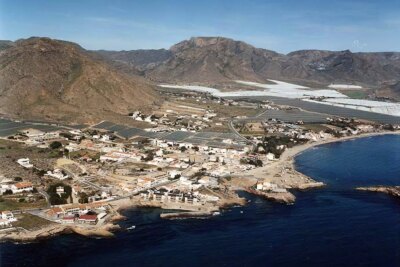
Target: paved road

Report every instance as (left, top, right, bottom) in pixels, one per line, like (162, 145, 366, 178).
(228, 108, 268, 145)
(37, 189, 51, 208)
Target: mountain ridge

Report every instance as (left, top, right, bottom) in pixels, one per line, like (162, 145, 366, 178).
(0, 37, 160, 123)
(93, 36, 400, 97)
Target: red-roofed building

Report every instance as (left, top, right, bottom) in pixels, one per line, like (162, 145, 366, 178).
(46, 207, 64, 219)
(11, 182, 33, 193)
(60, 216, 75, 224)
(77, 214, 98, 225)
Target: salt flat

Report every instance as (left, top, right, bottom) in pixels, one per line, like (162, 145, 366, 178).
(159, 79, 347, 99)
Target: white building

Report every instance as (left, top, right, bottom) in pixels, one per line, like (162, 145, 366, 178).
(11, 182, 34, 194)
(168, 170, 182, 179)
(46, 169, 69, 180)
(1, 211, 14, 221)
(266, 153, 276, 161)
(179, 176, 192, 187)
(17, 158, 33, 168)
(256, 181, 287, 193)
(56, 186, 65, 196)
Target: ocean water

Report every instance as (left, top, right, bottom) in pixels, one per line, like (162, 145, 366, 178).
(1, 135, 400, 267)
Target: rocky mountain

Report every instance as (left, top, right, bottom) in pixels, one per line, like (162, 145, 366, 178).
(147, 37, 400, 88)
(98, 37, 400, 97)
(287, 50, 400, 86)
(0, 37, 159, 123)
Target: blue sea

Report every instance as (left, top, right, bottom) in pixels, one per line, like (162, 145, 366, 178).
(1, 134, 400, 267)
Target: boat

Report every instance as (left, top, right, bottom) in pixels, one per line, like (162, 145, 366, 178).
(127, 225, 136, 230)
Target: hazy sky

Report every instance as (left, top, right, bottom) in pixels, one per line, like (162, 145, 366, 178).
(1, 0, 399, 53)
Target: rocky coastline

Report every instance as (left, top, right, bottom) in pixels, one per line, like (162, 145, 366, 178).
(356, 186, 400, 198)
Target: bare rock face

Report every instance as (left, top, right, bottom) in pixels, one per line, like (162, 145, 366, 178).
(0, 37, 159, 123)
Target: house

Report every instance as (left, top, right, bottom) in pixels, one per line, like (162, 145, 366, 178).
(1, 210, 14, 221)
(62, 204, 88, 215)
(256, 181, 287, 193)
(65, 143, 80, 152)
(46, 203, 108, 220)
(137, 177, 156, 188)
(100, 135, 111, 142)
(21, 128, 60, 142)
(16, 158, 33, 168)
(266, 153, 276, 161)
(155, 149, 164, 157)
(179, 176, 192, 187)
(195, 192, 219, 202)
(198, 176, 218, 187)
(46, 169, 69, 180)
(209, 155, 218, 162)
(130, 136, 149, 145)
(168, 170, 181, 179)
(60, 216, 75, 224)
(46, 207, 64, 219)
(77, 214, 98, 225)
(56, 186, 65, 196)
(11, 182, 34, 193)
(100, 151, 141, 162)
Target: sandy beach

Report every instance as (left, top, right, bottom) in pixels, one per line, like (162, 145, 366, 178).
(244, 131, 400, 191)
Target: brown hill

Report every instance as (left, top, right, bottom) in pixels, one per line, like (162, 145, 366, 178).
(0, 37, 159, 123)
(146, 37, 284, 84)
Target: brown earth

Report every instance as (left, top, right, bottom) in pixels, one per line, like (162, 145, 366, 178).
(0, 37, 161, 123)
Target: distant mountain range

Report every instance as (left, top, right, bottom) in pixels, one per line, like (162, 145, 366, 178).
(1, 36, 400, 122)
(97, 37, 400, 98)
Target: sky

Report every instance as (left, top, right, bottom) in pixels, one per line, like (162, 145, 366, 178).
(1, 0, 400, 53)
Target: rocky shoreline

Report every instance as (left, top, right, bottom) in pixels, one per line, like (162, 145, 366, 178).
(246, 188, 296, 204)
(0, 223, 121, 243)
(160, 211, 217, 219)
(356, 186, 400, 198)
